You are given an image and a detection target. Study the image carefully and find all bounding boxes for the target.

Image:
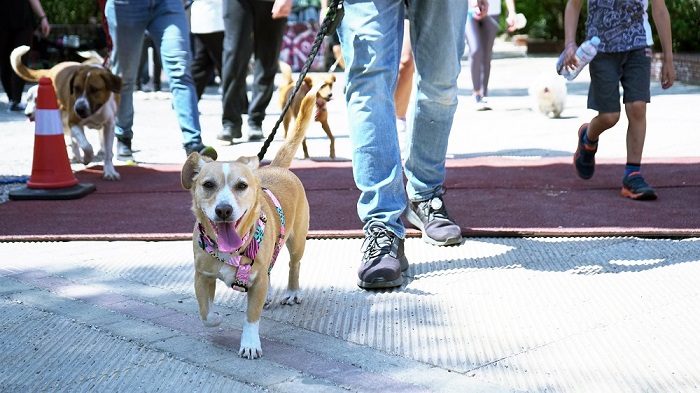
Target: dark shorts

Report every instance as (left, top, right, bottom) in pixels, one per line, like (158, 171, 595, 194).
(588, 47, 651, 113)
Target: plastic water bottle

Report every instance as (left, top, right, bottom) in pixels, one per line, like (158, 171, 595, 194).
(556, 36, 601, 81)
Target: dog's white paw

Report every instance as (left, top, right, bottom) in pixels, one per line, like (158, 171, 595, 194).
(280, 290, 302, 305)
(201, 312, 223, 327)
(239, 321, 262, 359)
(102, 168, 121, 181)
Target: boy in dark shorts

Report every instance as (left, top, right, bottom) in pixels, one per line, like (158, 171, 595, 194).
(563, 0, 675, 200)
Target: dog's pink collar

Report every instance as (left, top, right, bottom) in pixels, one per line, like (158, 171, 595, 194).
(197, 188, 285, 292)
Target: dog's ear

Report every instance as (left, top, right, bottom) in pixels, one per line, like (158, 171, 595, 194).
(105, 73, 123, 93)
(236, 156, 260, 170)
(181, 152, 206, 190)
(69, 72, 78, 95)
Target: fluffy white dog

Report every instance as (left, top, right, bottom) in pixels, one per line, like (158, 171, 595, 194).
(528, 73, 567, 118)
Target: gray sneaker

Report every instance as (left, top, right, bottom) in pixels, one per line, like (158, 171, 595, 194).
(116, 137, 133, 161)
(357, 222, 409, 289)
(404, 191, 462, 246)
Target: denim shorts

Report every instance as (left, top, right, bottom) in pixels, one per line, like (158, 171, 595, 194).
(588, 47, 651, 113)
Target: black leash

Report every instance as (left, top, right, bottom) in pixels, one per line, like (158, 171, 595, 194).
(256, 0, 344, 162)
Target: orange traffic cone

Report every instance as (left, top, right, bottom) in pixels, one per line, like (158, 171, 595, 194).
(9, 77, 95, 200)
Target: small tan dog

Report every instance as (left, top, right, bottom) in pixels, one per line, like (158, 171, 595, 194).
(181, 89, 315, 359)
(11, 45, 122, 180)
(278, 61, 336, 159)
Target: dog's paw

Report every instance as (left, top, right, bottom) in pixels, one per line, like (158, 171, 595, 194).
(280, 290, 302, 305)
(239, 345, 263, 360)
(239, 321, 262, 359)
(102, 169, 121, 181)
(201, 312, 223, 327)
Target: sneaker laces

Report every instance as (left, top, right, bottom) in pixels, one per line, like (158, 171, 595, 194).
(361, 224, 398, 261)
(625, 173, 652, 191)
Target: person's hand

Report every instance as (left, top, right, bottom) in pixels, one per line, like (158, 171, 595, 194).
(562, 42, 579, 71)
(660, 59, 675, 90)
(476, 0, 488, 17)
(39, 16, 50, 37)
(505, 12, 517, 32)
(271, 0, 292, 19)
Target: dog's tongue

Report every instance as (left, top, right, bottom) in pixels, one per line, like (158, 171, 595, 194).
(217, 222, 243, 253)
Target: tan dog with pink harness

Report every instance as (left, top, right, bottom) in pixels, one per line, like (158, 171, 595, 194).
(181, 87, 315, 359)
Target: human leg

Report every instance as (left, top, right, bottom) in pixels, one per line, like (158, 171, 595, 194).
(151, 34, 162, 91)
(339, 0, 405, 237)
(248, 0, 286, 137)
(339, 0, 407, 288)
(622, 101, 654, 199)
(620, 48, 655, 200)
(0, 31, 13, 103)
(575, 53, 623, 179)
(394, 20, 414, 120)
(148, 0, 207, 152)
(478, 15, 500, 97)
(105, 0, 150, 156)
(621, 48, 652, 166)
(464, 16, 483, 95)
(191, 33, 214, 100)
(402, 0, 467, 246)
(137, 34, 150, 90)
(220, 0, 253, 141)
(394, 19, 414, 153)
(202, 31, 224, 83)
(1, 27, 33, 109)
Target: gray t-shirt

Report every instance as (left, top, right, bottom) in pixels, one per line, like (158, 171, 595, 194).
(586, 0, 654, 53)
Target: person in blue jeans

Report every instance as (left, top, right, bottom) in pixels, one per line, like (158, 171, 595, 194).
(104, 0, 217, 160)
(338, 0, 485, 289)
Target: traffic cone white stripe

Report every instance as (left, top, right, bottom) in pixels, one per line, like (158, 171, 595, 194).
(33, 109, 63, 136)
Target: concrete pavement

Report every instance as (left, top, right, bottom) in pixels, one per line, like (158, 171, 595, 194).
(1, 41, 700, 392)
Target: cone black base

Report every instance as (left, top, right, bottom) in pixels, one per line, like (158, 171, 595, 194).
(9, 183, 96, 201)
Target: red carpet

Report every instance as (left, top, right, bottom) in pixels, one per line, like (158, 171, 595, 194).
(1, 157, 698, 241)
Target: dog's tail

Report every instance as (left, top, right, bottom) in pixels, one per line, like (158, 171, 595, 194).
(270, 90, 315, 168)
(279, 60, 293, 86)
(10, 46, 50, 83)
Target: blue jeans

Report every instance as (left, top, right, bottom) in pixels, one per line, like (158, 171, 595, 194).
(105, 0, 203, 148)
(338, 0, 468, 238)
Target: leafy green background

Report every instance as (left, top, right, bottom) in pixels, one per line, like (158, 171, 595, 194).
(40, 0, 699, 52)
(510, 0, 699, 52)
(41, 0, 101, 25)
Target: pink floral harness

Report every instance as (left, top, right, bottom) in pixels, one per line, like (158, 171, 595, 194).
(197, 188, 285, 292)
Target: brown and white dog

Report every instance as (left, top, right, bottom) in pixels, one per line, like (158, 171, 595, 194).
(11, 45, 122, 180)
(278, 61, 336, 159)
(181, 87, 315, 359)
